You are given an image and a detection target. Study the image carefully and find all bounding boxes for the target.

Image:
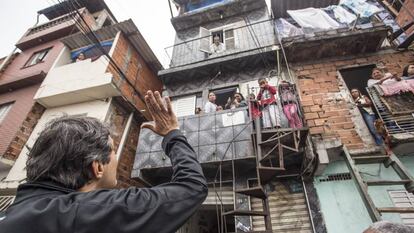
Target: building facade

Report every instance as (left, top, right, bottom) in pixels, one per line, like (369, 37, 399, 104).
(133, 0, 414, 232)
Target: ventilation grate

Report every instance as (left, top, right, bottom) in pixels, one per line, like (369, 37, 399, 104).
(319, 173, 352, 182)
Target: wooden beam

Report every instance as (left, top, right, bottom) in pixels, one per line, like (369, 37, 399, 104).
(378, 207, 414, 213)
(366, 180, 411, 186)
(343, 147, 382, 222)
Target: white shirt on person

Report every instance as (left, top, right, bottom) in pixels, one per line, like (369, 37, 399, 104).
(210, 43, 225, 54)
(204, 101, 217, 113)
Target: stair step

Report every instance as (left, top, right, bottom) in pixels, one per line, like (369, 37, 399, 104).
(222, 210, 267, 217)
(366, 180, 411, 186)
(235, 186, 267, 199)
(258, 167, 286, 184)
(377, 207, 414, 213)
(353, 156, 389, 164)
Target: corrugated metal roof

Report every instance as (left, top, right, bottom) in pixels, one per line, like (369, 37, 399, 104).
(61, 20, 163, 72)
(271, 0, 340, 18)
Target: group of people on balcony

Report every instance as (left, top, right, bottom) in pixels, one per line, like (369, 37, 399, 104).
(351, 64, 414, 146)
(200, 78, 303, 129)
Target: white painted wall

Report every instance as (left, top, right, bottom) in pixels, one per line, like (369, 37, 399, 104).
(4, 100, 111, 183)
(34, 56, 119, 107)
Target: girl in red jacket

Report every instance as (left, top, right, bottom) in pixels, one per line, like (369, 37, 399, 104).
(257, 78, 281, 128)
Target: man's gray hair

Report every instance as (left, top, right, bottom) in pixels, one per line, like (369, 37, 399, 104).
(365, 221, 414, 233)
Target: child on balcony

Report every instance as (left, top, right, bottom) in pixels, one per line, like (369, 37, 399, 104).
(257, 78, 281, 128)
(279, 81, 303, 129)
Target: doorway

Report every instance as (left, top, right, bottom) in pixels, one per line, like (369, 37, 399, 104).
(177, 207, 235, 233)
(339, 64, 375, 96)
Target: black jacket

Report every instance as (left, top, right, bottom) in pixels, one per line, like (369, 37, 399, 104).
(0, 130, 207, 233)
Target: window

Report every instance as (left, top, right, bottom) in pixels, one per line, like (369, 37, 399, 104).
(383, 0, 406, 16)
(24, 48, 51, 67)
(172, 94, 201, 117)
(0, 102, 13, 124)
(199, 26, 236, 53)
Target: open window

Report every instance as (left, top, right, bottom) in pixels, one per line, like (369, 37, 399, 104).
(199, 25, 236, 54)
(211, 86, 239, 109)
(0, 102, 13, 124)
(24, 47, 51, 67)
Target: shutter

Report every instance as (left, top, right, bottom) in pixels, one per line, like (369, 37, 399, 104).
(389, 190, 414, 226)
(224, 29, 235, 50)
(199, 27, 210, 53)
(172, 95, 196, 117)
(251, 181, 312, 232)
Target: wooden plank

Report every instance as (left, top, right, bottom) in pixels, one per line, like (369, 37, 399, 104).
(343, 147, 382, 222)
(378, 207, 414, 213)
(222, 210, 267, 217)
(387, 154, 414, 192)
(352, 155, 389, 165)
(366, 180, 411, 186)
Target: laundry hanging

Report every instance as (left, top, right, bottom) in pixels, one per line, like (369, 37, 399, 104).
(339, 0, 381, 18)
(287, 7, 340, 30)
(275, 18, 303, 38)
(327, 5, 357, 24)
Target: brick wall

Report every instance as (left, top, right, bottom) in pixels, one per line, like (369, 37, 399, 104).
(105, 98, 145, 188)
(0, 84, 42, 158)
(116, 119, 145, 188)
(3, 103, 45, 160)
(293, 50, 414, 149)
(107, 32, 163, 120)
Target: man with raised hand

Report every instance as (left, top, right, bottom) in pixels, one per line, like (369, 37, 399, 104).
(0, 90, 207, 233)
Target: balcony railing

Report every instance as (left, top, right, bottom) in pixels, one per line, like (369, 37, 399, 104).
(134, 83, 306, 170)
(27, 13, 76, 36)
(135, 108, 254, 169)
(165, 19, 275, 68)
(366, 85, 414, 142)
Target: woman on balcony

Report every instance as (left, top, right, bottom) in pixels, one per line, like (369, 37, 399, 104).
(367, 68, 401, 87)
(351, 88, 383, 146)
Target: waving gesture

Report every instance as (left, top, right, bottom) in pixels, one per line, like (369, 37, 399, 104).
(141, 90, 179, 136)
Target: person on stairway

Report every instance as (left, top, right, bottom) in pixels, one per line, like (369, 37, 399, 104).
(279, 80, 303, 129)
(257, 78, 281, 128)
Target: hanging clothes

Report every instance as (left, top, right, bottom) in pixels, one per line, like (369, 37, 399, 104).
(275, 18, 303, 38)
(287, 7, 340, 30)
(339, 0, 381, 18)
(326, 5, 357, 24)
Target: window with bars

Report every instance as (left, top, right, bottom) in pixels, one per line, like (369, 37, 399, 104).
(24, 47, 51, 67)
(0, 102, 13, 124)
(383, 0, 406, 16)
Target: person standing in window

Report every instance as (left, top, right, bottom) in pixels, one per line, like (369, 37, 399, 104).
(76, 52, 86, 62)
(210, 35, 225, 54)
(367, 68, 401, 87)
(204, 92, 217, 113)
(233, 93, 247, 108)
(351, 88, 383, 145)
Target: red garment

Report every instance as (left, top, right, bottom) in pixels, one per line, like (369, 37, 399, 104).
(257, 85, 277, 106)
(249, 101, 262, 119)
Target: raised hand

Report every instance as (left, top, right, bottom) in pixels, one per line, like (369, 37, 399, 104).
(141, 90, 179, 136)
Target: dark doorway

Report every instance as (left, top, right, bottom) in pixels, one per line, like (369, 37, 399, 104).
(339, 64, 375, 96)
(212, 86, 238, 109)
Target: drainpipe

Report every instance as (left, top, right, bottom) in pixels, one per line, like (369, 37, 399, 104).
(302, 178, 317, 233)
(115, 112, 134, 160)
(0, 14, 41, 73)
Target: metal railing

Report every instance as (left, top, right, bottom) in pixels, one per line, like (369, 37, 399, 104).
(366, 86, 414, 136)
(164, 19, 276, 68)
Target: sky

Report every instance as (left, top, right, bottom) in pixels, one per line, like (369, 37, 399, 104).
(0, 0, 178, 68)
